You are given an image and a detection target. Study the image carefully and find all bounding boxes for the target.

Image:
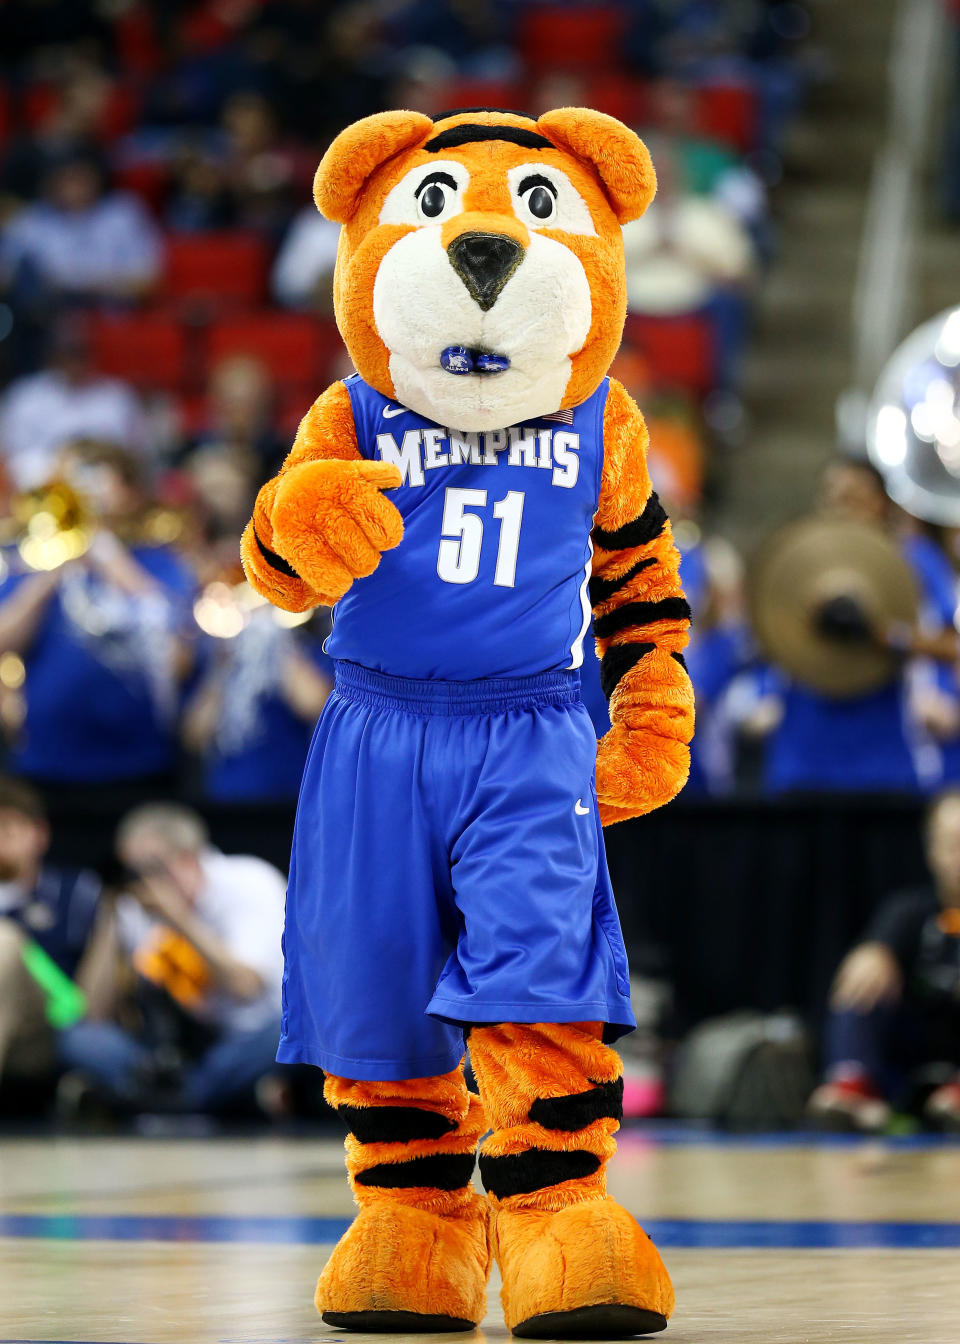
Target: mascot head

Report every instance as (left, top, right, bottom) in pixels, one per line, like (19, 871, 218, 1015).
(314, 107, 656, 431)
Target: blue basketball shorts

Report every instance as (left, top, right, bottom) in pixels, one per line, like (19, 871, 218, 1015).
(276, 660, 636, 1081)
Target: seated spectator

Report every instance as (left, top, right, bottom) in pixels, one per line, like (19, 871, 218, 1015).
(808, 788, 960, 1132)
(184, 353, 286, 478)
(165, 142, 234, 233)
(59, 803, 287, 1117)
(184, 606, 332, 803)
(1, 149, 162, 305)
(0, 776, 109, 1098)
(621, 143, 755, 317)
(218, 91, 311, 242)
(0, 439, 195, 798)
(0, 315, 150, 489)
(271, 205, 340, 314)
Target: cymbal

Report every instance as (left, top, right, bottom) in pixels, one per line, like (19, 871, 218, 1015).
(748, 516, 919, 698)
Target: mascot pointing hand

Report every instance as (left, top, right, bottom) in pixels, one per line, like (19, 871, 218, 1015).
(242, 106, 694, 1339)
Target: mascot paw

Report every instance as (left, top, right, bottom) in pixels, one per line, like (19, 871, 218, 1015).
(492, 1197, 673, 1339)
(270, 458, 403, 600)
(240, 518, 321, 613)
(315, 1193, 491, 1332)
(595, 723, 690, 826)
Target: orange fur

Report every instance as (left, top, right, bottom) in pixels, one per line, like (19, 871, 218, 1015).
(492, 1198, 674, 1333)
(470, 1023, 674, 1332)
(470, 1023, 621, 1213)
(314, 1195, 491, 1325)
(315, 107, 649, 410)
(592, 380, 694, 825)
(241, 382, 403, 606)
(316, 1068, 492, 1326)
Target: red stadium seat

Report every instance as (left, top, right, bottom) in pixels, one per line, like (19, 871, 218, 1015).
(624, 313, 716, 396)
(114, 160, 172, 214)
(519, 5, 626, 72)
(90, 312, 188, 390)
(438, 80, 527, 115)
(202, 314, 341, 393)
(165, 233, 269, 308)
(582, 74, 651, 126)
(695, 82, 759, 154)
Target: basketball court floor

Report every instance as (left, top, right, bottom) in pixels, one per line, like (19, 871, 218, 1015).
(2, 1126, 959, 1343)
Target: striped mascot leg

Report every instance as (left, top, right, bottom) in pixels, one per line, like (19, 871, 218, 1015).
(316, 1064, 491, 1331)
(470, 1022, 674, 1339)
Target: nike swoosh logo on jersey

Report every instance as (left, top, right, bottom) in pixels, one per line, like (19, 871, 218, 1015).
(382, 405, 405, 418)
(575, 799, 590, 815)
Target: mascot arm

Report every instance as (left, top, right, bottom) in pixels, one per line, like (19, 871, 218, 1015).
(591, 378, 694, 826)
(241, 380, 403, 611)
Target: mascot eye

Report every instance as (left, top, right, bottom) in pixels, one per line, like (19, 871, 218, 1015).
(415, 172, 459, 222)
(518, 175, 558, 224)
(526, 186, 555, 220)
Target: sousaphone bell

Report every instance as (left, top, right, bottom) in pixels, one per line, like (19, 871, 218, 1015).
(748, 516, 919, 698)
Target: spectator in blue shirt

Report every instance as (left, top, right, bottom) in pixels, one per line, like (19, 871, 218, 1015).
(183, 607, 332, 803)
(0, 439, 196, 798)
(758, 460, 959, 795)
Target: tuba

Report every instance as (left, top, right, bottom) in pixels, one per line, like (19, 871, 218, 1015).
(867, 304, 960, 524)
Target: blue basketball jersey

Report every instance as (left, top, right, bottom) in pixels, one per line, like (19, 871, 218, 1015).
(324, 374, 609, 680)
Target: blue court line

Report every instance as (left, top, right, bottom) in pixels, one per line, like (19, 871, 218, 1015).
(2, 1213, 960, 1248)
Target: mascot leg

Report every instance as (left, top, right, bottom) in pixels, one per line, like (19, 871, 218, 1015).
(316, 1064, 491, 1332)
(470, 1022, 673, 1339)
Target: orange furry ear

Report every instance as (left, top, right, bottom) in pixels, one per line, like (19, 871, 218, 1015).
(538, 108, 656, 224)
(314, 110, 434, 223)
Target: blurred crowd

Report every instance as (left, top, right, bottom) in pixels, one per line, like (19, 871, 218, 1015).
(0, 1, 959, 809)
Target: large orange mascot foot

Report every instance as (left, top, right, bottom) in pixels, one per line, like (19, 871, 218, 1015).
(470, 1023, 673, 1339)
(317, 1066, 491, 1332)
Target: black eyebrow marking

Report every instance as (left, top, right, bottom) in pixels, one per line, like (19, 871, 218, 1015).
(433, 107, 536, 122)
(414, 170, 459, 197)
(518, 173, 558, 198)
(425, 124, 554, 153)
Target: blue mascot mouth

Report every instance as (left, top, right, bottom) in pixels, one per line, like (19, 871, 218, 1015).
(440, 346, 511, 376)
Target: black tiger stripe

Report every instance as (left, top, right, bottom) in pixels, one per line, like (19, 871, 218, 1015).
(354, 1152, 476, 1190)
(593, 596, 692, 641)
(338, 1105, 457, 1145)
(425, 124, 553, 153)
(479, 1149, 601, 1199)
(529, 1078, 624, 1132)
(672, 651, 688, 671)
(254, 528, 300, 580)
(433, 107, 535, 122)
(592, 493, 667, 552)
(599, 642, 655, 700)
(588, 556, 656, 606)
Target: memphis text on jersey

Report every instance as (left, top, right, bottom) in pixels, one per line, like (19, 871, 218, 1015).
(376, 424, 582, 489)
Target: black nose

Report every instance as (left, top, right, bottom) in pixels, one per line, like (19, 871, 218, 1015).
(447, 232, 524, 312)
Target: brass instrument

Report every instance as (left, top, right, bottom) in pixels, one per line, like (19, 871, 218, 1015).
(748, 516, 919, 697)
(0, 479, 189, 575)
(867, 304, 960, 524)
(0, 480, 91, 571)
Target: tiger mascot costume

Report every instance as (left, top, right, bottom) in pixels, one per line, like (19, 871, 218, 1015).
(242, 106, 694, 1338)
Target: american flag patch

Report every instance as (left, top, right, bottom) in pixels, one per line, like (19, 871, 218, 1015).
(543, 407, 575, 424)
